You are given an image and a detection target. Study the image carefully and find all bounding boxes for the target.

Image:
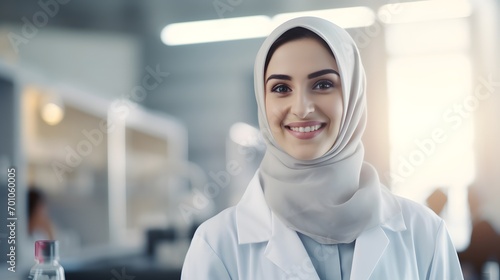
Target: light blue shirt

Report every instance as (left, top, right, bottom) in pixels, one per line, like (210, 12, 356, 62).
(298, 232, 355, 279)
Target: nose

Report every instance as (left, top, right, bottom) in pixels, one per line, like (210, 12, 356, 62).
(291, 90, 315, 119)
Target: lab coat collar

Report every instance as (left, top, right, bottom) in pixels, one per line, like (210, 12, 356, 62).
(348, 191, 407, 280)
(235, 170, 407, 280)
(265, 212, 321, 279)
(236, 172, 320, 279)
(351, 226, 389, 280)
(235, 171, 272, 244)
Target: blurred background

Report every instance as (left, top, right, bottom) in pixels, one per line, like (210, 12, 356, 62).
(0, 0, 499, 279)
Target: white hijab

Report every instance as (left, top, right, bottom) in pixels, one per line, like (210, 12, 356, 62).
(255, 17, 401, 244)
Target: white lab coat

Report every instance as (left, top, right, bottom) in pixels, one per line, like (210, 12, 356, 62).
(181, 172, 464, 280)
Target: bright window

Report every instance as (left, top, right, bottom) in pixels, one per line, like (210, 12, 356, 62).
(385, 18, 474, 250)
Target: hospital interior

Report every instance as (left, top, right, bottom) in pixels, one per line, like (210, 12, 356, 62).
(0, 0, 499, 279)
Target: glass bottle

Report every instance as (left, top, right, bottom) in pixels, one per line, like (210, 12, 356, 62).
(28, 240, 65, 280)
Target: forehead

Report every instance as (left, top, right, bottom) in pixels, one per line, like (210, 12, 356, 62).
(266, 38, 339, 75)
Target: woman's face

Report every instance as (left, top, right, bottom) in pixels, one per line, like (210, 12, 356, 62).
(265, 38, 343, 160)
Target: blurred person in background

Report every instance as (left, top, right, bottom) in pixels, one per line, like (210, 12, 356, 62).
(426, 188, 448, 217)
(28, 187, 55, 240)
(181, 17, 463, 279)
(458, 185, 500, 279)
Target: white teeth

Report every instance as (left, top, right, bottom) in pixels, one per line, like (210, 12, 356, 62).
(290, 124, 322, 133)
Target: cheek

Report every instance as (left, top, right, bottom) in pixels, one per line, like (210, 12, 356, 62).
(333, 103, 343, 123)
(327, 96, 344, 124)
(265, 98, 285, 126)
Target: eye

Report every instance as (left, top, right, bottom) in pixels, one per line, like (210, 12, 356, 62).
(271, 84, 291, 93)
(313, 80, 334, 90)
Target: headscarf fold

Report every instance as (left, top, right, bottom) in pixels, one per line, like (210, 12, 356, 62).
(255, 17, 401, 244)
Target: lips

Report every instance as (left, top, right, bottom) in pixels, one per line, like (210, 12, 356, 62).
(284, 121, 326, 140)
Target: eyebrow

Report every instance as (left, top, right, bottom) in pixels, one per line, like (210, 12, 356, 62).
(265, 69, 340, 84)
(266, 74, 291, 84)
(308, 69, 340, 79)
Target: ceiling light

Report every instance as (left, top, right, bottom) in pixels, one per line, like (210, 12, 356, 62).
(40, 94, 65, 126)
(273, 7, 375, 29)
(161, 7, 376, 46)
(161, 15, 271, 46)
(41, 103, 64, 125)
(378, 0, 472, 24)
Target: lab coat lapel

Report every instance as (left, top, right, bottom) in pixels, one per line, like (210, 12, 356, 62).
(236, 172, 320, 279)
(350, 226, 389, 280)
(264, 213, 320, 280)
(236, 172, 273, 244)
(348, 187, 406, 280)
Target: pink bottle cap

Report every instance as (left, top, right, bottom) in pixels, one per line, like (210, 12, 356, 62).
(35, 240, 59, 262)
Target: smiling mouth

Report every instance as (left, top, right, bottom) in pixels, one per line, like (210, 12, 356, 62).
(285, 124, 322, 132)
(284, 122, 326, 133)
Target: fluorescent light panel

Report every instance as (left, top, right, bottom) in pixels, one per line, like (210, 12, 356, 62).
(273, 7, 375, 30)
(161, 15, 271, 46)
(378, 0, 472, 24)
(162, 7, 375, 46)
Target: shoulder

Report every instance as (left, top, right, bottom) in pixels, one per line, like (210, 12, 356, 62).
(375, 194, 463, 279)
(182, 207, 238, 280)
(192, 206, 239, 252)
(393, 195, 445, 239)
(391, 196, 463, 279)
(396, 196, 443, 225)
(383, 195, 447, 266)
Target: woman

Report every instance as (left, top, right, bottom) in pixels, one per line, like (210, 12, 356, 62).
(181, 16, 463, 280)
